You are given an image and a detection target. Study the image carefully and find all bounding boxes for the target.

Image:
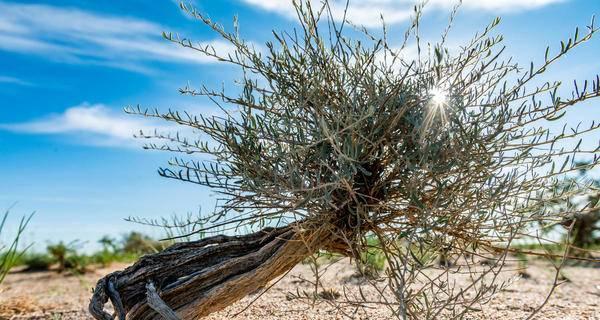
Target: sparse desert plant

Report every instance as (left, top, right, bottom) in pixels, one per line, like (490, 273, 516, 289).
(90, 1, 600, 319)
(0, 207, 33, 284)
(64, 253, 90, 274)
(46, 241, 88, 273)
(121, 232, 162, 255)
(22, 253, 53, 272)
(91, 249, 116, 267)
(98, 235, 119, 253)
(92, 234, 150, 267)
(92, 236, 120, 267)
(47, 241, 73, 273)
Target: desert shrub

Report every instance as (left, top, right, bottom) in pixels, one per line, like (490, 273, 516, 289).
(90, 1, 600, 319)
(91, 250, 115, 267)
(0, 208, 33, 283)
(90, 250, 139, 267)
(47, 241, 73, 273)
(64, 254, 90, 274)
(90, 234, 144, 267)
(121, 232, 162, 255)
(22, 253, 53, 271)
(92, 235, 121, 267)
(98, 235, 119, 253)
(46, 241, 90, 273)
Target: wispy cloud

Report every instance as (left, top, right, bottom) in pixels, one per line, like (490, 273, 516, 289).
(438, 0, 565, 11)
(0, 75, 32, 86)
(241, 0, 565, 27)
(0, 103, 173, 148)
(0, 1, 236, 73)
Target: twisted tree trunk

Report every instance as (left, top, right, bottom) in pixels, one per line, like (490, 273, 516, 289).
(89, 225, 339, 319)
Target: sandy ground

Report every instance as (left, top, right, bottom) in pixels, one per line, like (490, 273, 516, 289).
(0, 258, 599, 320)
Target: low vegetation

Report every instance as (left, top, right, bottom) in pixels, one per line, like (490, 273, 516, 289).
(357, 236, 387, 278)
(12, 231, 162, 275)
(22, 253, 53, 272)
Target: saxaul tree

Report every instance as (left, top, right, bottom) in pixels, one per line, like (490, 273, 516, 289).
(90, 1, 600, 319)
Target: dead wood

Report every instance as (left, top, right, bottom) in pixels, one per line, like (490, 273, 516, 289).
(89, 225, 335, 320)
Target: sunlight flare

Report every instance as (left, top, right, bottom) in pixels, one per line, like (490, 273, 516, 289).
(430, 86, 448, 107)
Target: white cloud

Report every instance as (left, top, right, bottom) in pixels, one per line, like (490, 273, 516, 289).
(0, 75, 32, 86)
(241, 0, 565, 27)
(0, 103, 173, 148)
(0, 1, 237, 73)
(443, 0, 565, 11)
(242, 0, 411, 26)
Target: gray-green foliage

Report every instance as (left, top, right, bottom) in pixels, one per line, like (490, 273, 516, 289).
(129, 1, 600, 318)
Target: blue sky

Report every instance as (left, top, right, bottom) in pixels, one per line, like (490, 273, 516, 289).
(0, 0, 599, 251)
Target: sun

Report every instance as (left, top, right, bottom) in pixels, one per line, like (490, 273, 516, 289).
(421, 86, 451, 135)
(430, 87, 448, 107)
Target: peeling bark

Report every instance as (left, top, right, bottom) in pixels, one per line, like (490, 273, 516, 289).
(89, 225, 332, 319)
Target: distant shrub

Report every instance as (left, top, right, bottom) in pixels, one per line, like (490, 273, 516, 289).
(46, 241, 91, 274)
(23, 253, 53, 271)
(98, 236, 118, 253)
(41, 233, 160, 270)
(359, 249, 386, 277)
(64, 254, 90, 274)
(357, 236, 386, 277)
(47, 241, 73, 273)
(91, 250, 114, 267)
(90, 250, 138, 267)
(121, 232, 162, 255)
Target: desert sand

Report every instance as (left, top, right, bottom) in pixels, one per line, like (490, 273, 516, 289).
(1, 258, 599, 319)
